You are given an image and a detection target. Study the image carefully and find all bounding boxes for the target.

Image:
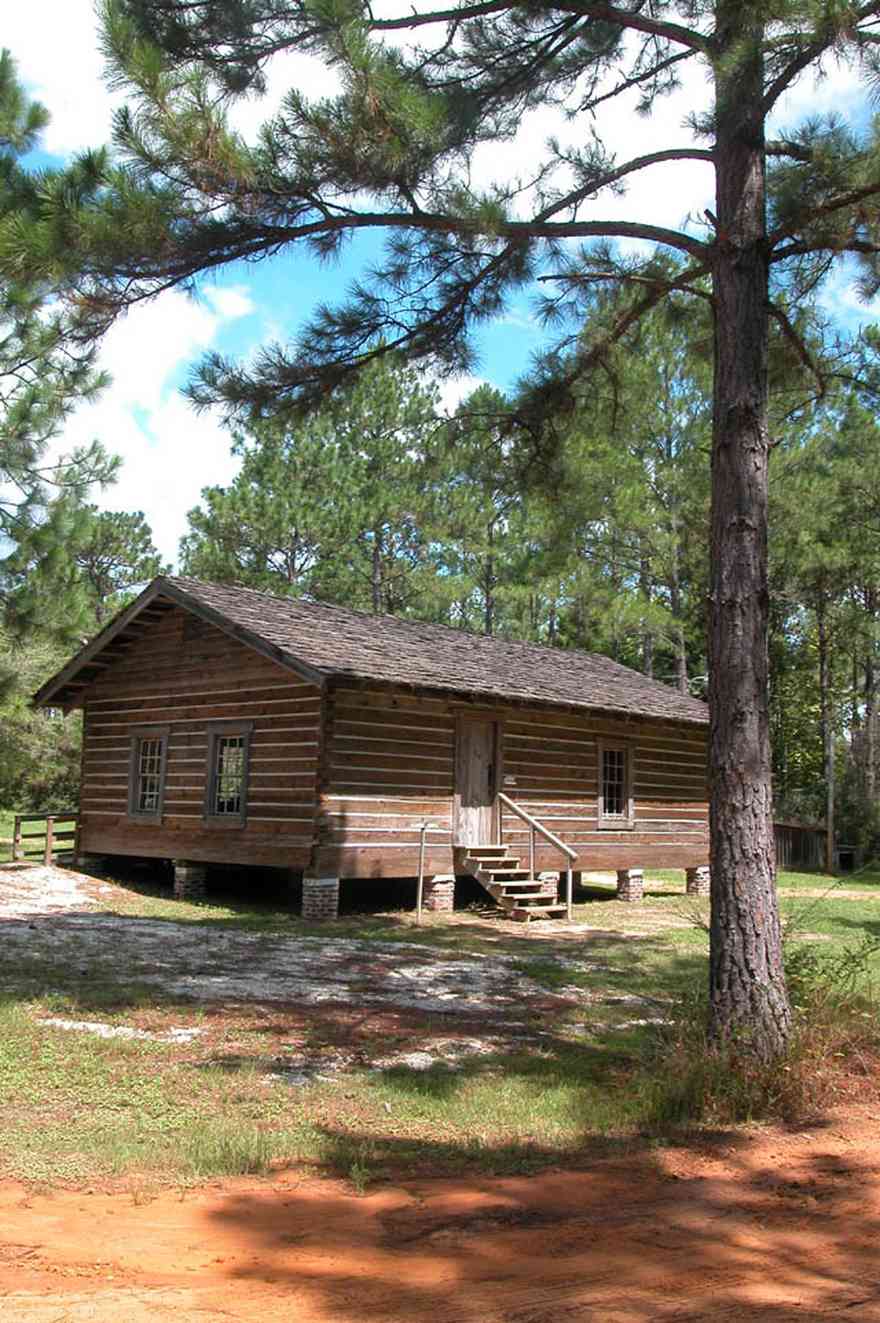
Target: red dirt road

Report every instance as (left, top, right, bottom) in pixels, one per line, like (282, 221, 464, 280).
(3, 1102, 880, 1321)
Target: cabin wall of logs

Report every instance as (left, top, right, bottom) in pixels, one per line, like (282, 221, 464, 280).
(315, 682, 708, 878)
(78, 607, 320, 868)
(76, 610, 709, 878)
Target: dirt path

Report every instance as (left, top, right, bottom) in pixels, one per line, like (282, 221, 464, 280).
(0, 862, 98, 917)
(0, 863, 586, 1022)
(2, 1100, 880, 1321)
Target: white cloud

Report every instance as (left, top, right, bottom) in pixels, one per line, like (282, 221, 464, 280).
(49, 289, 249, 564)
(227, 49, 342, 140)
(435, 374, 488, 414)
(94, 393, 242, 565)
(203, 285, 256, 321)
(9, 1, 338, 157)
(7, 1, 119, 154)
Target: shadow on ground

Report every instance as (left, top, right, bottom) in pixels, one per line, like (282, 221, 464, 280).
(189, 1113, 880, 1322)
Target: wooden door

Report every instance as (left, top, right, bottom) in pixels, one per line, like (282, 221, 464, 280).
(454, 718, 498, 847)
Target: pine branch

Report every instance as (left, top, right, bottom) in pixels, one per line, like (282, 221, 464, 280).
(762, 2, 880, 113)
(766, 300, 827, 400)
(369, 1, 710, 53)
(578, 46, 696, 114)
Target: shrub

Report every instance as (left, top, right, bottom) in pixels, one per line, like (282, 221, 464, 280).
(637, 937, 880, 1132)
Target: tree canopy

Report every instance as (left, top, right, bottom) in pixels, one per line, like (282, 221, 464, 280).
(0, 49, 115, 552)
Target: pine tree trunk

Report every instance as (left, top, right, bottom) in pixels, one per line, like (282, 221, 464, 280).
(371, 530, 382, 614)
(707, 7, 792, 1060)
(864, 589, 877, 808)
(640, 550, 654, 677)
(484, 522, 495, 636)
(817, 595, 835, 875)
(669, 549, 689, 696)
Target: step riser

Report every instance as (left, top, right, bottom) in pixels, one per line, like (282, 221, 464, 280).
(464, 855, 519, 866)
(489, 888, 552, 900)
(466, 842, 565, 921)
(477, 872, 532, 883)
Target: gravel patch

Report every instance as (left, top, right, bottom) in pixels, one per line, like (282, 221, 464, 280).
(0, 865, 589, 1022)
(0, 864, 96, 918)
(39, 1017, 204, 1043)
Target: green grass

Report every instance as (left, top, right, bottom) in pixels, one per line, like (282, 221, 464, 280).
(0, 810, 77, 864)
(0, 809, 13, 863)
(1, 859, 879, 1188)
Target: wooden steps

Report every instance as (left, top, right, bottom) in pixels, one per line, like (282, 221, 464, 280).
(462, 849, 563, 922)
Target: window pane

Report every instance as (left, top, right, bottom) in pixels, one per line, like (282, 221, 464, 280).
(213, 735, 245, 816)
(137, 737, 163, 813)
(602, 748, 627, 818)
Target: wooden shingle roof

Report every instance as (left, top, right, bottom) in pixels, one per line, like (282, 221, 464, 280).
(35, 575, 709, 725)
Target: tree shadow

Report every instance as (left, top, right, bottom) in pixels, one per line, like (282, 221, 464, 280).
(192, 1114, 880, 1321)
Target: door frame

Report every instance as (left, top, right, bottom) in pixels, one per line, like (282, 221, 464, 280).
(453, 713, 504, 847)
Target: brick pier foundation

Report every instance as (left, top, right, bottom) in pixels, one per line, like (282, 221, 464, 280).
(616, 868, 644, 903)
(173, 861, 207, 900)
(302, 876, 340, 921)
(686, 866, 711, 897)
(423, 875, 456, 912)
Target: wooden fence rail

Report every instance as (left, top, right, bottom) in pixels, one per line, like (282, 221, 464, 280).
(12, 811, 79, 865)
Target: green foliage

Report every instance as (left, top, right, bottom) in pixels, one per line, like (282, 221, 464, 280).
(771, 398, 880, 845)
(0, 628, 81, 811)
(182, 355, 441, 613)
(3, 501, 167, 643)
(0, 50, 115, 554)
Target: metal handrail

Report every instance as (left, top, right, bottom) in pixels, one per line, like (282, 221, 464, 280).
(497, 792, 577, 922)
(416, 821, 445, 924)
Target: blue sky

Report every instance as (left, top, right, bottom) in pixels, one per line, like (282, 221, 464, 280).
(7, 2, 879, 562)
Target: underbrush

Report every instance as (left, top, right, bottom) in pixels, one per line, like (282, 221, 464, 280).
(638, 934, 880, 1130)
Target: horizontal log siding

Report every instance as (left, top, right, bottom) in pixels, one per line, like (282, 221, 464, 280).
(315, 685, 456, 877)
(79, 607, 320, 868)
(317, 684, 708, 877)
(502, 709, 708, 870)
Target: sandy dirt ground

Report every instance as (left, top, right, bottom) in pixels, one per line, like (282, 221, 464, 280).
(4, 864, 880, 1319)
(0, 864, 600, 1024)
(2, 1103, 880, 1321)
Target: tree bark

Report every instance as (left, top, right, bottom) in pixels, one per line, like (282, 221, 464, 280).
(639, 549, 654, 677)
(864, 588, 877, 809)
(669, 536, 689, 696)
(371, 529, 382, 614)
(817, 594, 835, 875)
(484, 520, 496, 636)
(707, 5, 792, 1060)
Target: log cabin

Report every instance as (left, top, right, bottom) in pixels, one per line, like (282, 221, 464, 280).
(34, 575, 711, 921)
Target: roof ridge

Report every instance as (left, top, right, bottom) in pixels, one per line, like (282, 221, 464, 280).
(33, 572, 706, 726)
(163, 573, 682, 690)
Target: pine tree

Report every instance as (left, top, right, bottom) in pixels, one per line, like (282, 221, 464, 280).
(11, 2, 880, 1056)
(2, 499, 166, 638)
(429, 386, 533, 636)
(183, 356, 441, 613)
(0, 50, 114, 553)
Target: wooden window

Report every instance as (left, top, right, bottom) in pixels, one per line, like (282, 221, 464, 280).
(204, 721, 253, 827)
(597, 741, 634, 829)
(127, 726, 169, 822)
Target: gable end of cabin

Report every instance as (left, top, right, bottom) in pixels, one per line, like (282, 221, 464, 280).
(77, 603, 323, 871)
